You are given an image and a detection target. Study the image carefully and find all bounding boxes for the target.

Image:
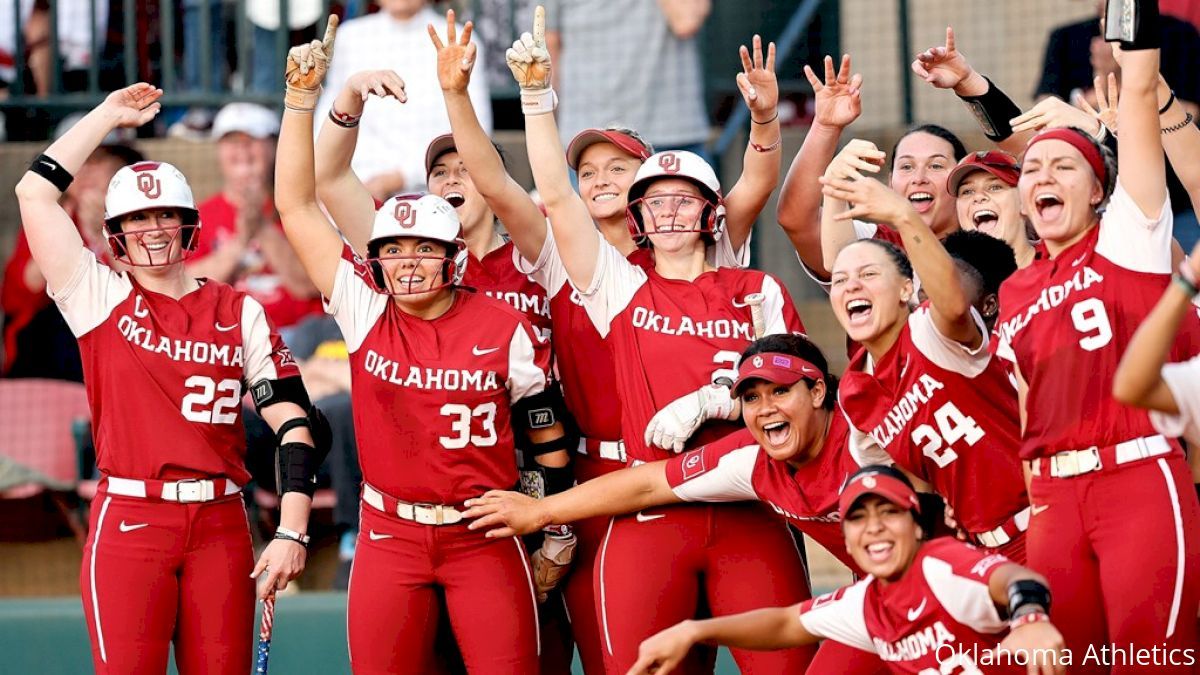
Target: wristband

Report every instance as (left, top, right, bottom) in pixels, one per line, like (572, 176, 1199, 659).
(1180, 258, 1199, 287)
(751, 111, 778, 125)
(1009, 611, 1050, 631)
(328, 106, 361, 128)
(751, 138, 782, 153)
(29, 153, 74, 193)
(284, 85, 322, 113)
(1007, 579, 1051, 618)
(1162, 112, 1194, 135)
(958, 76, 1022, 142)
(520, 87, 558, 116)
(1174, 273, 1199, 297)
(543, 523, 574, 538)
(274, 526, 311, 548)
(1159, 90, 1176, 115)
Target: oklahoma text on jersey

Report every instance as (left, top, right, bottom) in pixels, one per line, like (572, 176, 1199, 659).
(363, 349, 501, 391)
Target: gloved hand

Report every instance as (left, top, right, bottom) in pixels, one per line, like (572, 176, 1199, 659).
(531, 530, 576, 603)
(644, 384, 739, 454)
(505, 5, 555, 114)
(285, 15, 338, 112)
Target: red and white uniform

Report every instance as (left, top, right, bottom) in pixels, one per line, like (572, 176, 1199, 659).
(1150, 356, 1200, 447)
(52, 249, 298, 675)
(465, 239, 551, 340)
(997, 183, 1200, 673)
(798, 538, 1019, 674)
(327, 244, 548, 673)
(840, 306, 1029, 561)
(515, 226, 748, 674)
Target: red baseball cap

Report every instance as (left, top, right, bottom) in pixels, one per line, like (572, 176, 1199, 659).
(838, 468, 922, 519)
(424, 133, 458, 177)
(947, 150, 1021, 196)
(731, 352, 824, 398)
(566, 128, 652, 170)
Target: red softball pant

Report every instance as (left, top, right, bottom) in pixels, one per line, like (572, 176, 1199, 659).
(80, 491, 254, 675)
(1027, 452, 1200, 674)
(347, 502, 540, 674)
(596, 501, 816, 673)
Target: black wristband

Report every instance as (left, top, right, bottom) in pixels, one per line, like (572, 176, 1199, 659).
(1108, 0, 1161, 50)
(273, 529, 310, 549)
(751, 111, 778, 125)
(1008, 579, 1052, 619)
(29, 154, 74, 192)
(1160, 90, 1176, 115)
(958, 77, 1022, 142)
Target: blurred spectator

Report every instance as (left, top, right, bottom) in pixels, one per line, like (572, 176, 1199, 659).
(186, 102, 323, 330)
(544, 0, 711, 158)
(182, 0, 225, 92)
(470, 0, 537, 97)
(0, 0, 109, 96)
(245, 0, 323, 94)
(2, 143, 142, 379)
(315, 0, 491, 202)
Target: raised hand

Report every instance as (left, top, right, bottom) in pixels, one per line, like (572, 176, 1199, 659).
(736, 35, 778, 122)
(1077, 72, 1120, 135)
(911, 26, 974, 91)
(101, 83, 164, 129)
(345, 69, 407, 103)
(822, 138, 884, 182)
(428, 9, 477, 93)
(805, 54, 863, 130)
(1010, 95, 1103, 137)
(819, 173, 913, 225)
(285, 14, 338, 110)
(506, 5, 551, 91)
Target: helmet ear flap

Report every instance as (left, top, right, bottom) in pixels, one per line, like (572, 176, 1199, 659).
(625, 200, 651, 247)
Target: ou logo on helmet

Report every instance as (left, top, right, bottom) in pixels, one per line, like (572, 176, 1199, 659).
(394, 201, 417, 228)
(658, 153, 681, 174)
(136, 171, 162, 199)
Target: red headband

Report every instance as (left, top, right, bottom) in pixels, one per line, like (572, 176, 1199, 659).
(1024, 128, 1107, 187)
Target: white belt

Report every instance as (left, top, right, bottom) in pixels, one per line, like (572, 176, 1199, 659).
(362, 484, 464, 526)
(576, 438, 627, 462)
(1035, 434, 1172, 478)
(106, 477, 241, 503)
(973, 507, 1031, 548)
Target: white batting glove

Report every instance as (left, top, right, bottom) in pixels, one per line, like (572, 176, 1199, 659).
(505, 6, 556, 114)
(644, 384, 738, 454)
(531, 531, 576, 603)
(284, 15, 338, 112)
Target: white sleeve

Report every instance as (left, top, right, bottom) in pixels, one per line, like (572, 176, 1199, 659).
(577, 231, 648, 338)
(758, 275, 793, 337)
(1150, 358, 1200, 448)
(924, 556, 1006, 635)
(843, 409, 894, 466)
(711, 230, 751, 269)
(907, 306, 990, 378)
(670, 444, 761, 502)
(506, 323, 549, 403)
(48, 248, 133, 337)
(1095, 180, 1173, 274)
(324, 257, 388, 354)
(513, 221, 570, 297)
(797, 581, 876, 653)
(240, 297, 288, 384)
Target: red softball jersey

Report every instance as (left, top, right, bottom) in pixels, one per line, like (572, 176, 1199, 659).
(996, 183, 1200, 459)
(464, 239, 551, 341)
(50, 249, 299, 485)
(663, 423, 862, 571)
(325, 244, 552, 504)
(839, 306, 1027, 536)
(799, 538, 1016, 674)
(515, 225, 750, 443)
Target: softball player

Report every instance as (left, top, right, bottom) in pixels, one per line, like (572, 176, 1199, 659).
(996, 23, 1200, 671)
(14, 84, 326, 674)
(276, 23, 573, 673)
(628, 466, 1067, 675)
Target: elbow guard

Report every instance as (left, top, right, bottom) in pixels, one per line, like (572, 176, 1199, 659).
(274, 406, 334, 498)
(511, 384, 575, 451)
(518, 463, 576, 501)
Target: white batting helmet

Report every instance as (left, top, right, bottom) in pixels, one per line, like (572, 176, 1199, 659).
(367, 193, 468, 294)
(103, 161, 202, 265)
(625, 150, 725, 246)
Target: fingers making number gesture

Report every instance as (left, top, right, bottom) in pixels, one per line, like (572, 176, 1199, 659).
(285, 14, 339, 110)
(506, 5, 551, 91)
(911, 26, 975, 91)
(805, 54, 863, 130)
(428, 9, 478, 93)
(344, 69, 407, 103)
(1077, 72, 1120, 135)
(735, 35, 778, 121)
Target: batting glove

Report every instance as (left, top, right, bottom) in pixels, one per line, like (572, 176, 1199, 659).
(506, 6, 556, 114)
(531, 530, 576, 603)
(644, 384, 739, 454)
(285, 16, 338, 112)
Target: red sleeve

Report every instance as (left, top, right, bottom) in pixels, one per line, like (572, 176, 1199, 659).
(664, 429, 757, 489)
(925, 538, 1011, 584)
(872, 223, 905, 249)
(1, 230, 46, 317)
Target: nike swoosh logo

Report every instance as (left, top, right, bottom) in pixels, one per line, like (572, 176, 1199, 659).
(472, 346, 500, 356)
(39, 160, 56, 169)
(118, 521, 148, 533)
(368, 530, 393, 540)
(906, 598, 927, 621)
(215, 322, 239, 332)
(1070, 254, 1087, 267)
(731, 297, 752, 308)
(635, 511, 664, 523)
(1030, 504, 1049, 516)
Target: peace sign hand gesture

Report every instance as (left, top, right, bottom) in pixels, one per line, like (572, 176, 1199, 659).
(428, 9, 478, 93)
(805, 54, 863, 130)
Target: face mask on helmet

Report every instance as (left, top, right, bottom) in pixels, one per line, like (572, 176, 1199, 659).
(624, 151, 726, 248)
(103, 161, 202, 267)
(366, 193, 468, 296)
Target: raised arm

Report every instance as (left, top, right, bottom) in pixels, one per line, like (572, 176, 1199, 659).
(276, 17, 346, 299)
(656, 0, 711, 40)
(821, 167, 980, 346)
(777, 54, 862, 278)
(430, 9, 547, 263)
(314, 69, 408, 254)
(1154, 72, 1200, 213)
(14, 84, 162, 292)
(508, 5, 599, 289)
(1114, 12, 1168, 216)
(722, 35, 781, 254)
(816, 139, 886, 266)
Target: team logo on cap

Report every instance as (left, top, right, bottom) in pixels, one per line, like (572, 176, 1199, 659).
(773, 355, 791, 367)
(862, 476, 877, 489)
(136, 172, 162, 199)
(394, 201, 417, 228)
(658, 152, 681, 174)
(752, 355, 764, 368)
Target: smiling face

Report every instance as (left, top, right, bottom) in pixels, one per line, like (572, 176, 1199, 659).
(426, 151, 492, 236)
(891, 132, 958, 237)
(740, 378, 827, 463)
(637, 177, 708, 254)
(955, 172, 1024, 249)
(114, 208, 188, 266)
(830, 241, 913, 348)
(842, 494, 922, 581)
(1019, 139, 1103, 253)
(577, 143, 642, 222)
(373, 236, 455, 304)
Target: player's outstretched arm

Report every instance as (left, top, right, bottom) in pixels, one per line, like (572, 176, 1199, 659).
(988, 565, 1066, 675)
(509, 4, 600, 289)
(1113, 239, 1200, 413)
(464, 461, 681, 538)
(15, 83, 162, 292)
(722, 35, 781, 254)
(815, 139, 884, 267)
(628, 607, 816, 675)
(777, 54, 862, 279)
(1113, 9, 1168, 217)
(431, 9, 547, 263)
(1151, 72, 1200, 214)
(314, 68, 407, 255)
(821, 167, 980, 347)
(276, 16, 345, 298)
